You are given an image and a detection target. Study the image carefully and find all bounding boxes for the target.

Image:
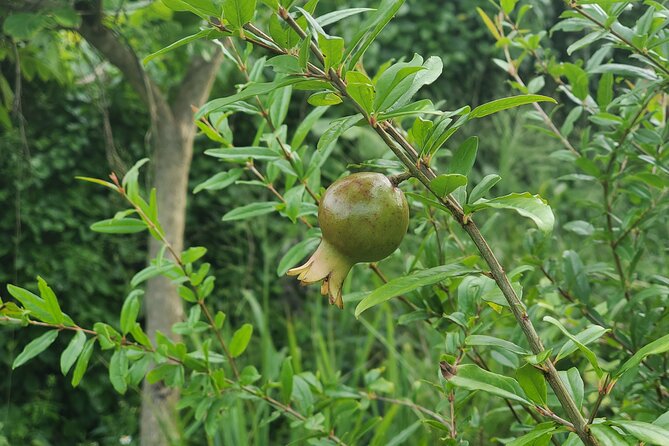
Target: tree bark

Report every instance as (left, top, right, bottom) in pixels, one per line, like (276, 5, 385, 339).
(78, 4, 224, 444)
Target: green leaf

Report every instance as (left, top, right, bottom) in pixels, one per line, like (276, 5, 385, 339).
(386, 421, 421, 446)
(240, 365, 261, 385)
(223, 0, 256, 29)
(60, 331, 87, 376)
(501, 0, 518, 14)
(447, 136, 479, 177)
(563, 220, 594, 236)
(448, 364, 529, 404)
(469, 192, 555, 232)
(424, 110, 470, 156)
(373, 55, 426, 112)
(516, 364, 547, 406)
(222, 202, 279, 221)
(558, 368, 584, 410)
(507, 423, 558, 446)
(470, 95, 557, 119)
(597, 72, 614, 108)
(465, 335, 530, 355)
(556, 324, 608, 362)
(2, 13, 48, 40)
(544, 316, 605, 377)
(122, 158, 149, 200)
(109, 349, 129, 395)
(144, 29, 225, 64)
(355, 262, 474, 317)
(260, 0, 279, 10)
(468, 174, 501, 204)
(277, 237, 320, 276)
(37, 276, 64, 325)
(131, 323, 153, 348)
(162, 0, 220, 17)
(280, 356, 294, 403)
(182, 247, 207, 264)
(655, 411, 669, 429)
(405, 192, 450, 214)
(590, 424, 629, 446)
(230, 324, 253, 358)
(269, 85, 293, 127)
(567, 30, 606, 55)
(317, 114, 362, 153)
(345, 71, 375, 113)
(266, 55, 302, 74)
(390, 56, 443, 111)
(12, 330, 59, 369)
(50, 7, 81, 28)
(7, 284, 58, 324)
(205, 147, 279, 162)
(94, 323, 120, 350)
(476, 7, 501, 41)
(197, 78, 311, 117)
(318, 34, 345, 72)
(75, 176, 119, 191)
(317, 8, 374, 27)
(376, 99, 438, 120)
(429, 174, 467, 198)
(307, 91, 343, 106)
(345, 0, 405, 69)
(615, 332, 669, 378)
(611, 420, 669, 446)
(90, 218, 147, 234)
(590, 63, 658, 81)
(72, 338, 95, 387)
(560, 63, 589, 100)
(120, 291, 142, 336)
(291, 106, 329, 149)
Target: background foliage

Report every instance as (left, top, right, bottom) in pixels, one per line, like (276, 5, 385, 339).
(1, 0, 668, 445)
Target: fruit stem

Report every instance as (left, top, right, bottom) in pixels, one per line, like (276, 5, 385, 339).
(387, 171, 413, 187)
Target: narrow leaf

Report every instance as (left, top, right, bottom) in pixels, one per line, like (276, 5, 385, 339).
(449, 364, 529, 404)
(222, 202, 279, 221)
(12, 330, 59, 369)
(611, 420, 669, 446)
(60, 331, 87, 376)
(230, 323, 253, 358)
(470, 95, 556, 119)
(430, 174, 467, 198)
(447, 136, 479, 177)
(90, 218, 147, 234)
(544, 316, 605, 377)
(465, 335, 530, 355)
(516, 364, 547, 406)
(469, 192, 555, 232)
(616, 332, 669, 378)
(223, 0, 256, 29)
(468, 174, 501, 204)
(194, 168, 244, 194)
(355, 262, 474, 317)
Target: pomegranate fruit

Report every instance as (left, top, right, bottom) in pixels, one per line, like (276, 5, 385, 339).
(288, 172, 409, 308)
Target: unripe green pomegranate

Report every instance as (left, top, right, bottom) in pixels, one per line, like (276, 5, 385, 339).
(288, 172, 409, 308)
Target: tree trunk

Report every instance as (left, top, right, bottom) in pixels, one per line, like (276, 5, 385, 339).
(139, 54, 223, 446)
(139, 115, 187, 446)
